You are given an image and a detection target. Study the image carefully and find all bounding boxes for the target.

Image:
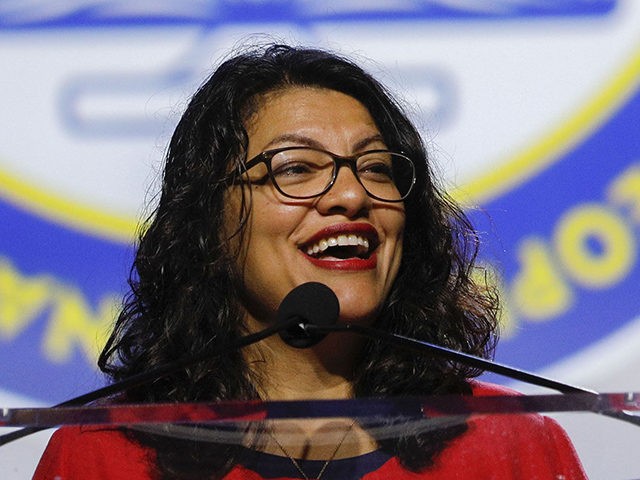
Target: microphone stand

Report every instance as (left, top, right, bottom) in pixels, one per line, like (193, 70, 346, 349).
(0, 316, 303, 447)
(302, 322, 640, 427)
(1, 280, 339, 447)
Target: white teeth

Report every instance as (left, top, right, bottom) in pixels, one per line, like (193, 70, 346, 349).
(304, 234, 372, 257)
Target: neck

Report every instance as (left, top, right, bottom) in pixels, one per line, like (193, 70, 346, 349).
(243, 324, 363, 401)
(263, 418, 378, 460)
(241, 318, 378, 460)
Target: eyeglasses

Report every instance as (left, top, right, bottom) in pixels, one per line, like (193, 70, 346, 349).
(241, 146, 416, 202)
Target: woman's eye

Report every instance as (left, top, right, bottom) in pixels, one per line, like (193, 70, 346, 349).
(272, 161, 314, 177)
(360, 162, 394, 179)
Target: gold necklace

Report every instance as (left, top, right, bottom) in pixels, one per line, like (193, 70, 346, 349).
(268, 420, 356, 480)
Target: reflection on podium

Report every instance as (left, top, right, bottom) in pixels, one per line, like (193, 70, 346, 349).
(2, 392, 639, 479)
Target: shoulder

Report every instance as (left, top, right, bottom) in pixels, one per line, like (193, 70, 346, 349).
(465, 380, 578, 443)
(466, 380, 567, 435)
(467, 379, 522, 396)
(33, 425, 156, 480)
(44, 424, 144, 452)
(458, 380, 587, 478)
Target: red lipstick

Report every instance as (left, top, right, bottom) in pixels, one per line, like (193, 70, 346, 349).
(300, 223, 379, 270)
(304, 253, 378, 270)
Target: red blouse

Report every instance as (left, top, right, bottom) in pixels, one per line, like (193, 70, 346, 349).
(33, 381, 587, 479)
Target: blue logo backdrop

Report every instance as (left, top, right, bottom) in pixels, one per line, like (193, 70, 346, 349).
(0, 0, 637, 404)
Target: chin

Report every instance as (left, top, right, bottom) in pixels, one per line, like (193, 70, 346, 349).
(335, 301, 381, 324)
(313, 282, 387, 321)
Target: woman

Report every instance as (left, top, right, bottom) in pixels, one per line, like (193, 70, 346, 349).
(34, 44, 586, 479)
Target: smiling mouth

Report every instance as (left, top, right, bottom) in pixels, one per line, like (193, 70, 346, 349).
(303, 234, 376, 260)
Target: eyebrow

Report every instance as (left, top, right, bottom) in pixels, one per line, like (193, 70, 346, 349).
(263, 133, 387, 152)
(353, 134, 386, 152)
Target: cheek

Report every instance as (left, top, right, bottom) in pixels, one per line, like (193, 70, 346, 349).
(243, 201, 302, 259)
(388, 208, 406, 251)
(387, 211, 406, 279)
(234, 204, 307, 319)
(231, 194, 305, 272)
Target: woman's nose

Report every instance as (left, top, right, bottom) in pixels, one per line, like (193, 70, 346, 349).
(315, 165, 371, 217)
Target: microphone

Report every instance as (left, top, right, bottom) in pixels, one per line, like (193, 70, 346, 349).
(278, 282, 340, 348)
(0, 282, 338, 446)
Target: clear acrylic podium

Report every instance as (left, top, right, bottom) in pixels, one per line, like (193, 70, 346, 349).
(2, 392, 640, 479)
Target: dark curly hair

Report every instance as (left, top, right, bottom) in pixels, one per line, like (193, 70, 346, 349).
(98, 44, 499, 479)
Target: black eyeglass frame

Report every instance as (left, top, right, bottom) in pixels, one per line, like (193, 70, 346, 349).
(240, 146, 416, 203)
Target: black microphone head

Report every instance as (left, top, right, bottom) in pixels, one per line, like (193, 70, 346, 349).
(277, 282, 340, 348)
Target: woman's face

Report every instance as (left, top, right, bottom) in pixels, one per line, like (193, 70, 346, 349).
(225, 87, 405, 328)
